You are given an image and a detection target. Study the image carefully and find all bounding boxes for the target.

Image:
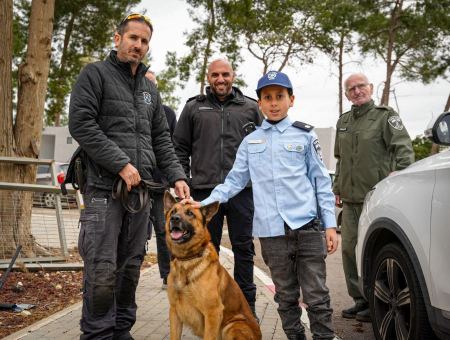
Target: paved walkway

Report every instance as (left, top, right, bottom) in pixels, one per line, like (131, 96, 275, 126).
(5, 238, 305, 340)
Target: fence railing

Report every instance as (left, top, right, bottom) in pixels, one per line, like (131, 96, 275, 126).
(0, 156, 81, 266)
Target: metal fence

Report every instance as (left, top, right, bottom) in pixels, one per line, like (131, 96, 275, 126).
(0, 157, 81, 267)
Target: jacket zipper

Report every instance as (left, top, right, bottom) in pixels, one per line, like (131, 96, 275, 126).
(220, 105, 225, 182)
(133, 78, 141, 173)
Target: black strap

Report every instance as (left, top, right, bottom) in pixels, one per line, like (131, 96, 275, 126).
(112, 178, 167, 214)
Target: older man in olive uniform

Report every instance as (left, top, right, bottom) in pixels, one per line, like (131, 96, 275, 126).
(333, 73, 414, 322)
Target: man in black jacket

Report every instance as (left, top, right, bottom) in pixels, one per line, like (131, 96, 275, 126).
(145, 70, 176, 289)
(69, 14, 189, 340)
(173, 58, 262, 317)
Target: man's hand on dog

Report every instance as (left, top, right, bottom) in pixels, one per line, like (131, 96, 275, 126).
(326, 228, 339, 254)
(174, 180, 191, 199)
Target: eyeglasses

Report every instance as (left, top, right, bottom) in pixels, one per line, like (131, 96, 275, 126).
(346, 83, 370, 94)
(120, 13, 153, 31)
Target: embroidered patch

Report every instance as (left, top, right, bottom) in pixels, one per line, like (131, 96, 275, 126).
(267, 71, 277, 80)
(199, 106, 214, 110)
(143, 92, 152, 105)
(339, 127, 347, 132)
(313, 139, 323, 161)
(388, 116, 404, 130)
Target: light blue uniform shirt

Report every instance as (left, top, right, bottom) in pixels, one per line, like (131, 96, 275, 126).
(201, 117, 336, 237)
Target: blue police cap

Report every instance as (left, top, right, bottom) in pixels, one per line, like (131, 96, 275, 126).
(256, 71, 293, 95)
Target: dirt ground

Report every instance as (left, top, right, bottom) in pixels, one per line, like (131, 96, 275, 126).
(0, 253, 157, 339)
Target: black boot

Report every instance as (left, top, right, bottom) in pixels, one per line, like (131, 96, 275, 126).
(342, 302, 368, 319)
(355, 307, 371, 322)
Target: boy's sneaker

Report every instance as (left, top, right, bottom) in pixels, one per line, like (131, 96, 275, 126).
(162, 277, 168, 290)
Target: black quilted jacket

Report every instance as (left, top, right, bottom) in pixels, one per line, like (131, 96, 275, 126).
(69, 50, 186, 190)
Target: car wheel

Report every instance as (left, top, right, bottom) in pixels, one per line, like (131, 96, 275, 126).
(369, 243, 435, 340)
(43, 192, 56, 208)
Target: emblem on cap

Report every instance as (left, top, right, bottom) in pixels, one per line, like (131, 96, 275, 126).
(267, 71, 277, 80)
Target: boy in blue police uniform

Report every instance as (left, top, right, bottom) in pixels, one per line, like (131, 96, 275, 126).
(188, 71, 338, 339)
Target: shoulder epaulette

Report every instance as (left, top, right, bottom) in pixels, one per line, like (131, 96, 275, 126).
(292, 121, 314, 132)
(375, 105, 391, 111)
(186, 94, 206, 103)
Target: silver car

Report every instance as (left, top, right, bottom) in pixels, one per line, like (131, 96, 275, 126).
(357, 112, 450, 339)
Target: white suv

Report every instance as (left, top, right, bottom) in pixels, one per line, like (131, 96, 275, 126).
(357, 112, 450, 339)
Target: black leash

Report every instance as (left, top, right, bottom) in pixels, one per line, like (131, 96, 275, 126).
(112, 177, 167, 213)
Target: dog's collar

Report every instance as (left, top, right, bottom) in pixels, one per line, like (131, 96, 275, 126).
(171, 250, 204, 262)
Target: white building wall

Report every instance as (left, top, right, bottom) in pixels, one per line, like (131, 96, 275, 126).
(40, 127, 79, 162)
(315, 127, 336, 171)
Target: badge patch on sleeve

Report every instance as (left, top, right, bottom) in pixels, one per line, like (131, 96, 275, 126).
(313, 139, 323, 161)
(143, 92, 152, 105)
(388, 116, 404, 130)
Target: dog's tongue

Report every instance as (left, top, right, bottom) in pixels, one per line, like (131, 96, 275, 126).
(171, 230, 184, 240)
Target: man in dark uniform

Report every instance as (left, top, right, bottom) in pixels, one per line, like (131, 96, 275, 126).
(145, 70, 176, 289)
(173, 58, 262, 317)
(69, 14, 189, 339)
(333, 73, 414, 322)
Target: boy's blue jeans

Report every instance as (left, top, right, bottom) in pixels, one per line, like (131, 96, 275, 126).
(260, 223, 334, 340)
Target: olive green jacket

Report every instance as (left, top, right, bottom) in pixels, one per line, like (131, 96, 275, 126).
(333, 100, 414, 203)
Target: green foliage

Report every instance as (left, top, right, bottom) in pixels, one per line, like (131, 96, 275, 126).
(357, 0, 450, 84)
(222, 0, 334, 73)
(162, 0, 242, 96)
(13, 0, 140, 126)
(45, 0, 141, 126)
(412, 135, 432, 160)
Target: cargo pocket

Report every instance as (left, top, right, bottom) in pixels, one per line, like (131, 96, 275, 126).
(78, 212, 99, 261)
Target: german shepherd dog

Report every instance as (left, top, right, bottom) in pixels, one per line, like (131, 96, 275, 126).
(163, 192, 261, 340)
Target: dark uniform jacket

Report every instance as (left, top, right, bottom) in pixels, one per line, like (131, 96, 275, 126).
(333, 100, 414, 203)
(69, 50, 186, 190)
(152, 104, 177, 185)
(173, 87, 262, 189)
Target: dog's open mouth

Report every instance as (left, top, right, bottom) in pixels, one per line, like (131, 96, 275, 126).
(170, 224, 193, 244)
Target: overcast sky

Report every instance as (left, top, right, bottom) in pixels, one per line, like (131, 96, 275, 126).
(139, 0, 449, 138)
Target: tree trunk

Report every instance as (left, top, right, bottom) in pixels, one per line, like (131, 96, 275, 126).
(53, 11, 76, 127)
(0, 0, 55, 258)
(381, 0, 403, 106)
(199, 0, 215, 94)
(338, 31, 344, 115)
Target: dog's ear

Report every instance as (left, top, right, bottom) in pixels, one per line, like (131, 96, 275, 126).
(163, 191, 178, 213)
(200, 201, 220, 224)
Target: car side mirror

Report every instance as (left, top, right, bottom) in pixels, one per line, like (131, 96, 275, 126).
(425, 112, 450, 146)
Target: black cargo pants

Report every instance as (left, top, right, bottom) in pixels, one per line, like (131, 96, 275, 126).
(78, 186, 150, 340)
(193, 187, 256, 310)
(260, 223, 334, 340)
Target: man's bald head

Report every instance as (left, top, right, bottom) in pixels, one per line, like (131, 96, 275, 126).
(207, 58, 235, 101)
(344, 73, 373, 107)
